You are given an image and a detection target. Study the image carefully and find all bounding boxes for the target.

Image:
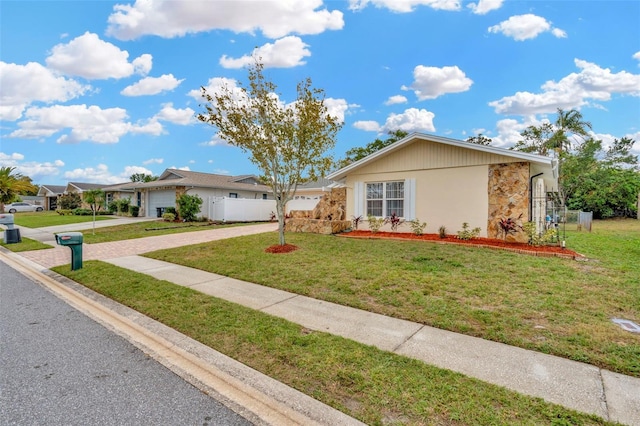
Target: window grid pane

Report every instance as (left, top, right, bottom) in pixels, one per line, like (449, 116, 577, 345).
(386, 200, 404, 217)
(367, 200, 383, 217)
(386, 181, 404, 199)
(366, 183, 383, 200)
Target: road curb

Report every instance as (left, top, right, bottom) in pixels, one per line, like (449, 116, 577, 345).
(0, 249, 365, 426)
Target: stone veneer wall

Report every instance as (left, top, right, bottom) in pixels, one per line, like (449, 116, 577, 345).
(285, 187, 351, 235)
(487, 162, 530, 243)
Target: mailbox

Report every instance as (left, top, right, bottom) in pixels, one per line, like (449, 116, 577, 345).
(0, 213, 20, 244)
(55, 232, 83, 270)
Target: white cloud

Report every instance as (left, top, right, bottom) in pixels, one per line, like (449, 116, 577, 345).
(189, 77, 245, 102)
(220, 36, 311, 69)
(634, 51, 640, 64)
(353, 120, 382, 132)
(143, 158, 164, 165)
(107, 0, 344, 40)
(0, 152, 25, 166)
(201, 135, 230, 147)
(121, 165, 154, 179)
(8, 104, 162, 144)
(64, 164, 123, 184)
(154, 103, 195, 125)
(0, 61, 89, 121)
(384, 95, 408, 105)
(121, 74, 184, 96)
(324, 98, 353, 122)
(467, 0, 503, 15)
(489, 59, 640, 115)
(402, 65, 473, 100)
(348, 0, 461, 13)
(0, 152, 65, 181)
(46, 32, 152, 79)
(551, 28, 567, 39)
(488, 14, 565, 41)
(490, 117, 534, 148)
(381, 108, 436, 133)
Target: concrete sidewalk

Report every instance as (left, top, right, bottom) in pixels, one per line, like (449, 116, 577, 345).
(7, 221, 640, 425)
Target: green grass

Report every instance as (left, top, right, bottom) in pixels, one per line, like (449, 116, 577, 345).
(12, 211, 114, 228)
(0, 237, 51, 252)
(54, 261, 610, 426)
(143, 219, 640, 377)
(80, 220, 261, 244)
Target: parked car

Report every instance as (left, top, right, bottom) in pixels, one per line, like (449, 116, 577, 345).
(5, 202, 44, 213)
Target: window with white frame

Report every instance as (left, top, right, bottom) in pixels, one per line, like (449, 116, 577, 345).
(366, 181, 404, 217)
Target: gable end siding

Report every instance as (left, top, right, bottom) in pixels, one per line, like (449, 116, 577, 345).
(355, 140, 524, 175)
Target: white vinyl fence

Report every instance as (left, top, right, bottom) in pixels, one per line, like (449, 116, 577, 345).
(207, 197, 276, 222)
(285, 198, 321, 214)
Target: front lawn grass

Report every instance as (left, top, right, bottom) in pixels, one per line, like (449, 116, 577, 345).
(144, 219, 640, 377)
(12, 211, 114, 228)
(80, 220, 261, 243)
(0, 237, 51, 252)
(54, 261, 609, 426)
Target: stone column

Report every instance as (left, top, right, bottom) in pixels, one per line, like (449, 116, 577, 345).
(487, 162, 529, 242)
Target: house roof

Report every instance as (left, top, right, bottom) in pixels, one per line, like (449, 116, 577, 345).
(295, 178, 340, 192)
(66, 182, 110, 192)
(102, 182, 135, 192)
(37, 185, 66, 197)
(327, 132, 558, 181)
(123, 169, 271, 192)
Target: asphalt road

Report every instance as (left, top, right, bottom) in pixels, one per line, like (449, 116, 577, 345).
(0, 260, 253, 426)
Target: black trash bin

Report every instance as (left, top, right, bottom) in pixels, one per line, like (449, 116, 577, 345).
(4, 228, 21, 244)
(156, 207, 163, 218)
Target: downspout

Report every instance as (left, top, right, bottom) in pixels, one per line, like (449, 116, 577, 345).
(529, 172, 543, 221)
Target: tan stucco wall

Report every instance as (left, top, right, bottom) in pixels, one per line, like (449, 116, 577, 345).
(346, 165, 489, 236)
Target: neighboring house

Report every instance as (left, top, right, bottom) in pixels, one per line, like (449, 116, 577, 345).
(326, 132, 558, 241)
(286, 178, 337, 213)
(102, 182, 135, 210)
(124, 169, 273, 219)
(65, 182, 133, 210)
(37, 185, 66, 210)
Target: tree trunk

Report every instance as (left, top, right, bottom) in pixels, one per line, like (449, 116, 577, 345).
(276, 198, 286, 245)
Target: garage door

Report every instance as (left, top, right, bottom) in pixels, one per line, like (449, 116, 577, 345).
(147, 190, 176, 217)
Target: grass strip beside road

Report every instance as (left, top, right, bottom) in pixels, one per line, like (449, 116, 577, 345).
(143, 220, 640, 377)
(80, 220, 261, 243)
(0, 237, 51, 252)
(12, 211, 113, 228)
(54, 261, 609, 426)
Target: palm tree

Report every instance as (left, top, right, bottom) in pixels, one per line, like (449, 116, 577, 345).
(549, 108, 592, 156)
(0, 167, 36, 212)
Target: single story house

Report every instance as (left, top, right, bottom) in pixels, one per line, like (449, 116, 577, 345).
(326, 132, 558, 241)
(37, 185, 66, 210)
(123, 168, 274, 220)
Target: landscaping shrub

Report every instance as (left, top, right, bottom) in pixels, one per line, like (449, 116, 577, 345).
(456, 222, 481, 240)
(409, 218, 427, 235)
(130, 205, 139, 217)
(177, 194, 203, 222)
(367, 215, 385, 233)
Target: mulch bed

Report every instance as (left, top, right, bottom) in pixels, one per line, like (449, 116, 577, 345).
(337, 230, 582, 259)
(265, 244, 299, 254)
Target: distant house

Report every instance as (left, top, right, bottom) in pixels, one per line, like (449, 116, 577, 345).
(326, 132, 558, 241)
(64, 182, 132, 211)
(37, 185, 66, 210)
(123, 169, 273, 219)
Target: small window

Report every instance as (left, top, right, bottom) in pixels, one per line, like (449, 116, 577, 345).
(229, 193, 238, 198)
(262, 194, 267, 200)
(366, 181, 404, 217)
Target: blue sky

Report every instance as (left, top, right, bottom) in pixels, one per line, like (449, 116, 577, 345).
(1, 0, 639, 186)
